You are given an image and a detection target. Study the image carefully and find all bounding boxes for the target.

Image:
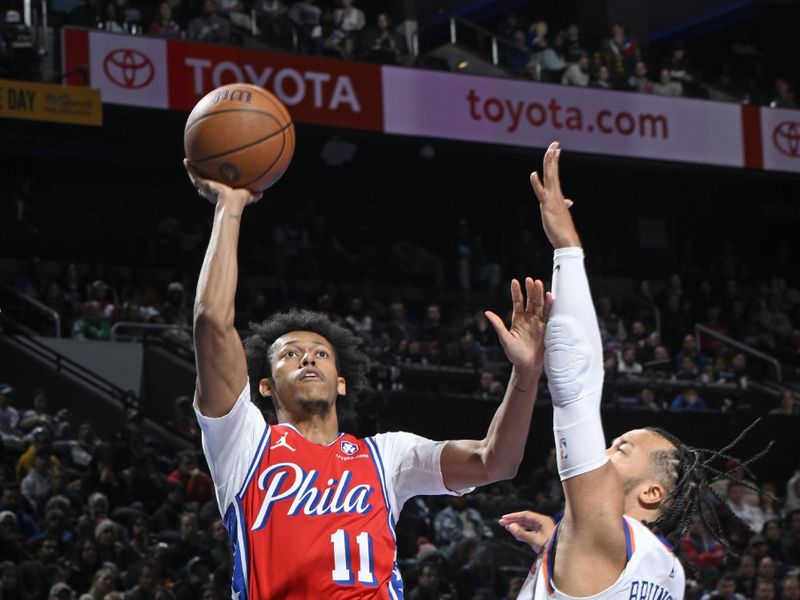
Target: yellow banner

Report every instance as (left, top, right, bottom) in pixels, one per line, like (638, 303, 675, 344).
(0, 79, 102, 126)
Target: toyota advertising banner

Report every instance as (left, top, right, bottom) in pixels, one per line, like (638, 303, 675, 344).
(63, 28, 383, 131)
(382, 66, 744, 169)
(61, 27, 800, 174)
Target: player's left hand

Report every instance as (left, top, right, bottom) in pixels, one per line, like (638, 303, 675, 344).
(485, 278, 552, 372)
(499, 510, 556, 554)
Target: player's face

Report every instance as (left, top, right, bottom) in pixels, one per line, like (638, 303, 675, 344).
(607, 429, 675, 502)
(262, 331, 346, 414)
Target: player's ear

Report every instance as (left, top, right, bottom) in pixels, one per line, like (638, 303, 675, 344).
(259, 378, 273, 397)
(639, 481, 666, 508)
(337, 376, 346, 397)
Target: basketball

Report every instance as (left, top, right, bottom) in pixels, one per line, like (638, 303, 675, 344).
(183, 84, 295, 192)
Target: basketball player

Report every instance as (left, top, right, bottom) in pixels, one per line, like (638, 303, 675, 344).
(500, 141, 700, 599)
(184, 160, 552, 599)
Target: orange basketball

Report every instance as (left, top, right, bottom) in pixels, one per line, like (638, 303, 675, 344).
(184, 84, 295, 192)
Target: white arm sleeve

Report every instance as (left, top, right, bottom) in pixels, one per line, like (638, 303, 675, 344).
(194, 380, 268, 513)
(544, 247, 608, 480)
(371, 432, 473, 522)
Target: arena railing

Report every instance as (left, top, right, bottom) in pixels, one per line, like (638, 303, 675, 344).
(110, 321, 193, 342)
(413, 15, 518, 67)
(0, 284, 61, 338)
(694, 323, 783, 382)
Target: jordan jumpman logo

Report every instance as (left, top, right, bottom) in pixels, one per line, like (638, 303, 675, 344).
(270, 431, 296, 452)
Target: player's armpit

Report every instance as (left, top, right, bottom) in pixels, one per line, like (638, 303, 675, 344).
(551, 462, 628, 595)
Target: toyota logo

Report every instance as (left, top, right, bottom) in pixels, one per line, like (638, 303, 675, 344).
(103, 49, 154, 89)
(772, 121, 800, 158)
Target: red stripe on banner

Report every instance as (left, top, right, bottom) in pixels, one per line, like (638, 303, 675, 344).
(741, 105, 763, 169)
(62, 28, 89, 87)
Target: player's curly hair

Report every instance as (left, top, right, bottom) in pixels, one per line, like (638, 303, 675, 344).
(243, 309, 369, 423)
(642, 421, 772, 554)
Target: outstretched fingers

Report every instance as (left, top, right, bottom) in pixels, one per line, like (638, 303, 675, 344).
(524, 278, 545, 316)
(543, 141, 562, 196)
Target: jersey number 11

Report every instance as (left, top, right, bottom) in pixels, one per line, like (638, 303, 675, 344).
(331, 529, 377, 586)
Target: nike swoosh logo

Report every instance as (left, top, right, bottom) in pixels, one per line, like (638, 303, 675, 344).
(554, 264, 561, 272)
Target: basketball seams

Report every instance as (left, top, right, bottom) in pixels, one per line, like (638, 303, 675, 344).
(188, 121, 293, 164)
(184, 108, 291, 134)
(241, 125, 291, 190)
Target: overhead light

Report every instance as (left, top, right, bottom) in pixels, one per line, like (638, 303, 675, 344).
(457, 61, 469, 69)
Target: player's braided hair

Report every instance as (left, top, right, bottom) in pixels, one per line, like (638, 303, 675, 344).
(243, 309, 369, 423)
(643, 421, 773, 553)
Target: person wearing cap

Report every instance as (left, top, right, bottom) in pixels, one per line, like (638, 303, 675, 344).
(49, 581, 75, 600)
(16, 425, 60, 481)
(174, 556, 210, 600)
(19, 389, 55, 432)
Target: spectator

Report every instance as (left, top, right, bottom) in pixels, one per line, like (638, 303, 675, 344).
(505, 30, 532, 74)
(736, 554, 757, 598)
(19, 390, 55, 432)
(287, 0, 321, 52)
(473, 370, 504, 399)
(781, 510, 800, 565)
(591, 64, 613, 89)
(670, 386, 707, 411)
(68, 538, 101, 592)
(0, 383, 23, 450)
(617, 346, 643, 376)
(753, 484, 781, 534)
(20, 448, 53, 512)
(70, 423, 98, 469)
(771, 79, 797, 109)
(71, 301, 112, 340)
(433, 497, 492, 560)
(654, 68, 683, 96)
(325, 0, 364, 58)
(561, 54, 590, 86)
(755, 580, 775, 600)
(563, 24, 585, 63)
(171, 397, 200, 443)
(455, 543, 497, 600)
(148, 2, 181, 38)
(166, 451, 213, 505)
(124, 561, 160, 600)
(361, 12, 406, 63)
(344, 297, 372, 343)
(604, 22, 639, 71)
(80, 566, 117, 600)
(17, 426, 60, 481)
(782, 576, 800, 600)
(667, 45, 694, 85)
(675, 334, 710, 371)
(683, 515, 726, 568)
(762, 519, 789, 565)
(167, 513, 207, 573)
(760, 295, 792, 343)
(152, 482, 187, 533)
(628, 60, 653, 93)
(700, 572, 747, 600)
(187, 0, 231, 43)
(408, 563, 442, 600)
(0, 561, 25, 600)
(727, 481, 759, 531)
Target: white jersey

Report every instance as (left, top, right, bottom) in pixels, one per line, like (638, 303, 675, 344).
(520, 516, 685, 600)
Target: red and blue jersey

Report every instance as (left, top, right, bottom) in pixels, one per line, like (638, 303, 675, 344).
(196, 382, 460, 599)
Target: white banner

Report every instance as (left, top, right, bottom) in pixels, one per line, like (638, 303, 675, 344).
(759, 107, 800, 173)
(382, 67, 745, 168)
(89, 32, 169, 108)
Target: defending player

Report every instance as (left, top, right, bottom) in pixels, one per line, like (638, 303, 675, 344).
(501, 142, 700, 599)
(185, 160, 552, 599)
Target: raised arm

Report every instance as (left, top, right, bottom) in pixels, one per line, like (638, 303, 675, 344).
(440, 277, 551, 491)
(186, 161, 262, 418)
(532, 142, 626, 595)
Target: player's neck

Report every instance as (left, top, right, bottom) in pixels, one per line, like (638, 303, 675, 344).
(623, 499, 659, 524)
(278, 411, 341, 445)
